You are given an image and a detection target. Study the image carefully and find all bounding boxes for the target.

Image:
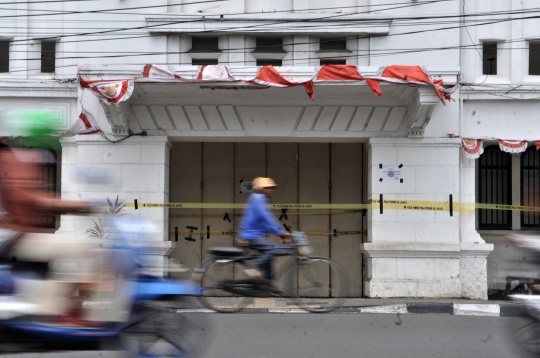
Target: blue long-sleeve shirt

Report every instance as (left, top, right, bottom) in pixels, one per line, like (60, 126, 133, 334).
(238, 193, 283, 240)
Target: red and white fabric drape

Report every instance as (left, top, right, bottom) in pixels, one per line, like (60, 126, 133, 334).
(366, 65, 456, 104)
(79, 77, 135, 104)
(79, 64, 457, 104)
(63, 111, 100, 136)
(499, 140, 528, 153)
(462, 138, 484, 159)
(461, 138, 540, 159)
(76, 64, 458, 137)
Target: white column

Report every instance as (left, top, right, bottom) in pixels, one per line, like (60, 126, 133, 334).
(179, 36, 192, 65)
(362, 138, 462, 298)
(459, 151, 493, 300)
(292, 35, 311, 66)
(227, 35, 245, 66)
(510, 0, 523, 84)
(511, 155, 521, 230)
(460, 153, 484, 244)
(12, 1, 28, 79)
(167, 35, 180, 65)
(58, 136, 172, 276)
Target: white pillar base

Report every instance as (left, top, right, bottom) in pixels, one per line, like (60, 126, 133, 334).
(460, 243, 493, 300)
(362, 243, 462, 298)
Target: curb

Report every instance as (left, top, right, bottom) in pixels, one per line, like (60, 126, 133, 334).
(174, 303, 528, 317)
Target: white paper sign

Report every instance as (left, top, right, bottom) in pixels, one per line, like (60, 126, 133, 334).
(240, 181, 253, 193)
(379, 166, 402, 181)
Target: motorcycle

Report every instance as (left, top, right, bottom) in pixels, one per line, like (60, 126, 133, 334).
(505, 234, 540, 355)
(0, 215, 209, 357)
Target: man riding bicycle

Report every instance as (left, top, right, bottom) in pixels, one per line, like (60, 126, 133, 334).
(238, 177, 291, 293)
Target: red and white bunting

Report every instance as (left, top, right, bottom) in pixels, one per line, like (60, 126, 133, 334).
(314, 64, 364, 82)
(534, 140, 540, 150)
(499, 140, 528, 153)
(79, 77, 135, 104)
(365, 65, 456, 103)
(141, 64, 181, 80)
(462, 138, 484, 159)
(197, 65, 235, 81)
(63, 112, 100, 137)
(248, 65, 314, 100)
(79, 64, 457, 104)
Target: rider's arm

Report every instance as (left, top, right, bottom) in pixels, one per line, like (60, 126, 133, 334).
(0, 150, 93, 216)
(6, 186, 92, 215)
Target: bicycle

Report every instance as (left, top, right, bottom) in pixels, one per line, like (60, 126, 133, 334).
(193, 231, 349, 313)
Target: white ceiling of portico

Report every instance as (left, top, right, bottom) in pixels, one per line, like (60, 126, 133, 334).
(124, 83, 437, 141)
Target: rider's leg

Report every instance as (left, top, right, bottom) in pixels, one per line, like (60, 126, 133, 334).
(8, 233, 109, 321)
(248, 237, 274, 280)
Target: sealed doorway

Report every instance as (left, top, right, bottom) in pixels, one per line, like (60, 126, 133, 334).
(169, 143, 365, 297)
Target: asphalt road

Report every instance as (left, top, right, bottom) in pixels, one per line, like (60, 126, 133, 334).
(3, 313, 538, 358)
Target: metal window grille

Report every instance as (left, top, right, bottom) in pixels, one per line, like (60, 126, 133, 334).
(478, 145, 512, 229)
(522, 146, 540, 228)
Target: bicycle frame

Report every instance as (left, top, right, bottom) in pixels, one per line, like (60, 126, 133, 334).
(204, 245, 324, 297)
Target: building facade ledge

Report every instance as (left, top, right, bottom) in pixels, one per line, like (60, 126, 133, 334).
(361, 243, 461, 258)
(145, 13, 392, 35)
(0, 81, 77, 98)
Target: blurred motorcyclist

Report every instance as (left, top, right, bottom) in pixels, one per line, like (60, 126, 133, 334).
(0, 110, 110, 326)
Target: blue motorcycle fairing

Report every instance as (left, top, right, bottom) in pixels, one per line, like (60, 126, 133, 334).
(135, 278, 202, 301)
(0, 270, 14, 295)
(2, 321, 119, 340)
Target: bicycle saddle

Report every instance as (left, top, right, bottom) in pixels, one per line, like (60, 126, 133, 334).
(207, 247, 244, 256)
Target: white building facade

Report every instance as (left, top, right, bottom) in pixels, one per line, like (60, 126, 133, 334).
(461, 0, 540, 296)
(5, 0, 538, 299)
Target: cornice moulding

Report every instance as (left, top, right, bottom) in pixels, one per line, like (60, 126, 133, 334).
(145, 13, 392, 35)
(361, 243, 461, 258)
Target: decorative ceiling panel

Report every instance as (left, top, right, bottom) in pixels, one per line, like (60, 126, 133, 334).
(167, 106, 192, 131)
(331, 106, 356, 131)
(201, 105, 226, 131)
(130, 104, 409, 136)
(365, 107, 390, 132)
(149, 106, 175, 130)
(218, 105, 243, 131)
(184, 106, 208, 131)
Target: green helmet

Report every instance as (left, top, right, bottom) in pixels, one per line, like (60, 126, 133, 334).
(2, 109, 59, 148)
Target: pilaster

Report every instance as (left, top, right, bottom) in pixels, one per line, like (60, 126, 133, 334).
(58, 136, 171, 276)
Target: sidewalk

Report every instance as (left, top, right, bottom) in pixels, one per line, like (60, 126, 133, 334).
(143, 297, 530, 317)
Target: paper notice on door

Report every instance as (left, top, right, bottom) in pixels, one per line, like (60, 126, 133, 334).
(379, 166, 402, 181)
(240, 181, 253, 193)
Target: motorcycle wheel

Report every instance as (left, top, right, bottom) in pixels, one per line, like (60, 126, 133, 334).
(116, 301, 210, 358)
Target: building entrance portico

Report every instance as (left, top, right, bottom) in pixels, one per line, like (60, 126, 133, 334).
(60, 63, 492, 298)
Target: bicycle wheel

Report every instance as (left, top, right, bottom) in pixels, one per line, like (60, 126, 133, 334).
(197, 259, 252, 313)
(512, 314, 540, 355)
(288, 258, 349, 313)
(117, 302, 209, 358)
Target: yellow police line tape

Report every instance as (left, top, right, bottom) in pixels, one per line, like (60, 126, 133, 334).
(125, 200, 540, 213)
(170, 209, 363, 219)
(170, 229, 366, 238)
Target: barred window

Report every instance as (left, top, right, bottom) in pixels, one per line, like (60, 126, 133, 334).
(478, 145, 512, 229)
(522, 146, 540, 228)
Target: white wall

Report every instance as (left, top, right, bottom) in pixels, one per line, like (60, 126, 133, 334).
(0, 0, 461, 77)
